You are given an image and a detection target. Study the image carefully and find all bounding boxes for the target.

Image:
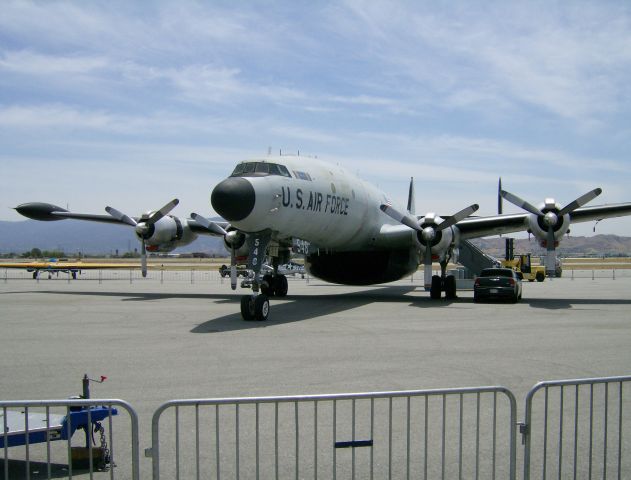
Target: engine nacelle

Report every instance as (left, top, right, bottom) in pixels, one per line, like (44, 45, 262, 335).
(137, 215, 182, 244)
(140, 215, 199, 252)
(525, 200, 571, 248)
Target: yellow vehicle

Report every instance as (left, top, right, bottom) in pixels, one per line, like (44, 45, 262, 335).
(500, 253, 546, 282)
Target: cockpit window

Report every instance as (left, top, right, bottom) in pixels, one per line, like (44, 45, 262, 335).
(231, 162, 292, 178)
(277, 165, 291, 177)
(230, 163, 244, 176)
(255, 162, 269, 174)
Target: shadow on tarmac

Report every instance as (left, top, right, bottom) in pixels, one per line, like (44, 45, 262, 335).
(25, 286, 447, 332)
(21, 288, 631, 332)
(0, 459, 89, 480)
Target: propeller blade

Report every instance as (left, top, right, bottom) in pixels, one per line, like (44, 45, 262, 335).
(140, 240, 147, 278)
(423, 246, 432, 288)
(500, 190, 543, 216)
(230, 246, 237, 290)
(105, 206, 137, 227)
(498, 178, 503, 215)
(380, 204, 421, 231)
(436, 204, 479, 231)
(191, 213, 228, 236)
(545, 226, 556, 277)
(148, 198, 179, 225)
(558, 188, 602, 216)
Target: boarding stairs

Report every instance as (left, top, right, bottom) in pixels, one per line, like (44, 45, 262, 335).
(457, 239, 499, 278)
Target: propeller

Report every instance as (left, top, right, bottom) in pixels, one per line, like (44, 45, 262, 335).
(500, 188, 602, 276)
(105, 199, 180, 277)
(380, 203, 479, 287)
(190, 213, 227, 236)
(190, 212, 239, 290)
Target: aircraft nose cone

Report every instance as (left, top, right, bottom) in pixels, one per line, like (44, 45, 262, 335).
(211, 177, 255, 221)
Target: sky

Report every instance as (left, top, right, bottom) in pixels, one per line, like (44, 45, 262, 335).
(2, 1, 631, 237)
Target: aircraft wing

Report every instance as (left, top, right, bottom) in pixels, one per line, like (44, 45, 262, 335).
(14, 202, 228, 235)
(456, 202, 631, 239)
(15, 202, 127, 224)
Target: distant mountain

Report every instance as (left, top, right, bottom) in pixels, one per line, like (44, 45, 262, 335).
(469, 234, 631, 258)
(0, 220, 225, 255)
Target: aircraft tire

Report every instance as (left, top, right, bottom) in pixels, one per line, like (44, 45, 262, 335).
(430, 275, 442, 300)
(445, 275, 457, 299)
(254, 295, 270, 321)
(273, 275, 288, 297)
(261, 274, 275, 296)
(240, 295, 255, 321)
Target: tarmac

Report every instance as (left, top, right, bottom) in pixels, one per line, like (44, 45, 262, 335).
(1, 271, 630, 478)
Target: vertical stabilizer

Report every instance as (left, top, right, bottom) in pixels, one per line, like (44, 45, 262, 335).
(407, 177, 415, 214)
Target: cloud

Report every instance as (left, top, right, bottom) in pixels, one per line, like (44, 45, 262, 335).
(0, 50, 110, 75)
(331, 1, 631, 123)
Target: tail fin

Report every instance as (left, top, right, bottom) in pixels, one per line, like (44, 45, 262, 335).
(407, 177, 415, 214)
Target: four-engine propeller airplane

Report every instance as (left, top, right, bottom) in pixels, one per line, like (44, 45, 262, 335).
(15, 155, 631, 321)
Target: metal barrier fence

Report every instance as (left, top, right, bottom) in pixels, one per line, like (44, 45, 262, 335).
(1, 399, 139, 480)
(149, 387, 517, 480)
(3, 377, 630, 479)
(522, 375, 631, 480)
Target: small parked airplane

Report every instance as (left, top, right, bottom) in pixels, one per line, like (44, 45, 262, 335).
(15, 155, 631, 320)
(1, 259, 141, 279)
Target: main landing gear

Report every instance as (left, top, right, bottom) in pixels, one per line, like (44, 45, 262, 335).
(429, 274, 457, 300)
(429, 259, 457, 300)
(261, 274, 288, 297)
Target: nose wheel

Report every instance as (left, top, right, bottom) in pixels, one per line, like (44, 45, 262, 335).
(240, 294, 270, 321)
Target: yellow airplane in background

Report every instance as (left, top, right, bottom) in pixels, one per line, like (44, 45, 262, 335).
(1, 259, 141, 279)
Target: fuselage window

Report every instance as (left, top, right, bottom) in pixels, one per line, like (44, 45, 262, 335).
(293, 171, 313, 181)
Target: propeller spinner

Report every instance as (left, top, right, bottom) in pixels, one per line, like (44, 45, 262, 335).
(105, 199, 180, 277)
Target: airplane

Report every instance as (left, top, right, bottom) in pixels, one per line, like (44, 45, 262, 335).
(1, 258, 142, 279)
(15, 154, 631, 321)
